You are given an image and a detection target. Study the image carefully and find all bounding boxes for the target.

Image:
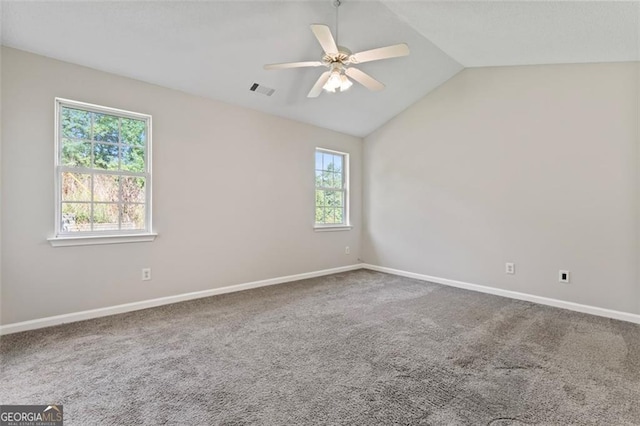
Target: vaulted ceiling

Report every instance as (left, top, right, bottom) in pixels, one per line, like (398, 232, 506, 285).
(2, 1, 638, 137)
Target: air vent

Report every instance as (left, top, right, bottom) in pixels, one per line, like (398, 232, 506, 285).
(250, 83, 275, 97)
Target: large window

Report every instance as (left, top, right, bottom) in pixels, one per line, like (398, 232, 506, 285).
(315, 148, 349, 227)
(54, 98, 152, 238)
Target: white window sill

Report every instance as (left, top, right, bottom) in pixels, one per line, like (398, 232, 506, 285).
(313, 225, 353, 232)
(48, 233, 157, 247)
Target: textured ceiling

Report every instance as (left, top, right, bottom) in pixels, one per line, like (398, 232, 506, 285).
(1, 1, 638, 137)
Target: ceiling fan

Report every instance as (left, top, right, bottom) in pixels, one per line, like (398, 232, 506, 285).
(264, 0, 410, 98)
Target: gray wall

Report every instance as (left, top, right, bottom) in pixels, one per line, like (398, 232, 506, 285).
(3, 47, 638, 324)
(1, 47, 363, 324)
(363, 63, 640, 314)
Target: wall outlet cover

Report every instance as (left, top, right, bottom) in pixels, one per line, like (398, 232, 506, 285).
(142, 268, 152, 281)
(505, 262, 515, 274)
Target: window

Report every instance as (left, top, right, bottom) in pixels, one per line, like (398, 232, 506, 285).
(52, 98, 153, 243)
(315, 148, 350, 229)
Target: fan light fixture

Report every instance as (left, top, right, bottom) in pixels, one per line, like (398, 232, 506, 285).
(323, 70, 352, 93)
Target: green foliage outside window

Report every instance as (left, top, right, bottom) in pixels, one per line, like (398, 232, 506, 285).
(315, 151, 346, 225)
(60, 106, 148, 232)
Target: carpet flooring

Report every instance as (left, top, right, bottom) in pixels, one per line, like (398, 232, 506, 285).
(1, 270, 639, 425)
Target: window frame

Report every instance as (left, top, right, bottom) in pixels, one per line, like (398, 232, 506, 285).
(49, 98, 155, 246)
(314, 147, 351, 231)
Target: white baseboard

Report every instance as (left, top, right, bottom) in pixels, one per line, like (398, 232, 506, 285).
(0, 264, 364, 335)
(4, 262, 637, 335)
(362, 264, 640, 325)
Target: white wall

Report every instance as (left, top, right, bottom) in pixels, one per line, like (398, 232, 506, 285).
(1, 47, 362, 325)
(364, 62, 640, 314)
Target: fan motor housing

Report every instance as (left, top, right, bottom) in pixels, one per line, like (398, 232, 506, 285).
(322, 46, 352, 66)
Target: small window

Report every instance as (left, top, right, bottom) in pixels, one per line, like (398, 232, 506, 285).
(54, 98, 152, 237)
(315, 148, 349, 228)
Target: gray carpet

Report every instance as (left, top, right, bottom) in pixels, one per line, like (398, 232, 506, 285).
(1, 270, 639, 425)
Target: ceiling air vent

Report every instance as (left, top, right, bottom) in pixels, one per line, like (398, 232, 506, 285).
(250, 83, 275, 97)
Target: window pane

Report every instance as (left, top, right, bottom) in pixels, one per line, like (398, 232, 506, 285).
(323, 208, 335, 224)
(61, 203, 91, 232)
(323, 190, 344, 208)
(323, 153, 333, 171)
(325, 172, 334, 188)
(333, 155, 342, 173)
(321, 172, 330, 188)
(121, 176, 145, 204)
(315, 206, 325, 223)
(121, 146, 145, 172)
(121, 118, 146, 146)
(93, 203, 119, 231)
(122, 204, 145, 230)
(324, 191, 336, 207)
(61, 139, 92, 168)
(328, 172, 342, 188)
(336, 207, 344, 224)
(93, 143, 119, 170)
(315, 190, 326, 207)
(94, 175, 119, 202)
(61, 107, 91, 139)
(321, 170, 331, 187)
(92, 113, 119, 142)
(62, 172, 91, 202)
(315, 151, 323, 170)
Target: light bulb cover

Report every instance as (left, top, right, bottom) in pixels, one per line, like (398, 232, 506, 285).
(339, 74, 353, 91)
(323, 71, 342, 91)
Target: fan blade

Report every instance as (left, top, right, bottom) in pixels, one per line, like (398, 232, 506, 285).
(308, 71, 331, 98)
(350, 43, 409, 64)
(345, 68, 385, 91)
(310, 24, 338, 55)
(264, 61, 323, 70)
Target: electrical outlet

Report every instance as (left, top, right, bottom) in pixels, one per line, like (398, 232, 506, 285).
(345, 246, 350, 255)
(142, 268, 151, 281)
(559, 270, 570, 283)
(505, 262, 515, 275)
